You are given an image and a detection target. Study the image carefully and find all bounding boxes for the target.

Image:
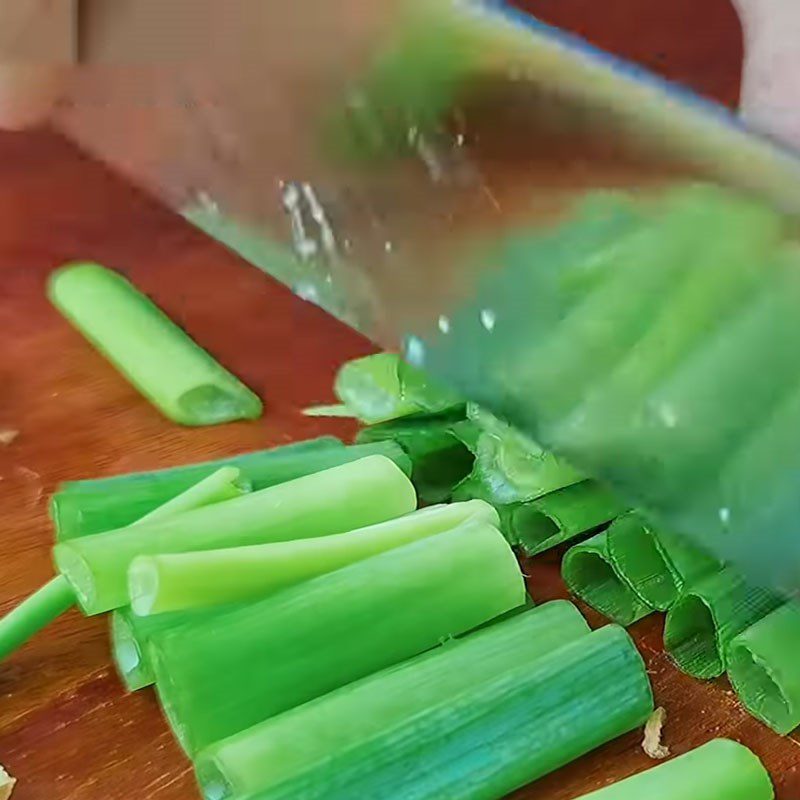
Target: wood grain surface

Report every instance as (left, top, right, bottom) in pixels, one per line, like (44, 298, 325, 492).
(2, 1, 799, 799)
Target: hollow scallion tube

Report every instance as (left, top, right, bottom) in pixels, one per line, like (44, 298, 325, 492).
(334, 352, 462, 424)
(572, 739, 773, 800)
(510, 481, 627, 555)
(152, 522, 525, 755)
(48, 262, 262, 425)
(211, 624, 652, 800)
(50, 438, 411, 540)
(356, 417, 474, 502)
(664, 568, 782, 679)
(607, 512, 720, 610)
(562, 532, 652, 625)
(728, 603, 800, 733)
(195, 601, 590, 799)
(0, 577, 76, 660)
(55, 455, 417, 615)
(129, 500, 497, 615)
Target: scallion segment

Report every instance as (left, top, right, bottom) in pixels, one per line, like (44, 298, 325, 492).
(129, 500, 497, 616)
(664, 568, 782, 679)
(728, 603, 800, 734)
(203, 624, 651, 800)
(356, 417, 474, 502)
(48, 262, 263, 426)
(607, 513, 720, 610)
(333, 352, 462, 424)
(510, 481, 627, 555)
(195, 601, 591, 799)
(562, 532, 652, 625)
(151, 522, 525, 755)
(50, 438, 411, 541)
(572, 739, 773, 800)
(0, 576, 76, 660)
(55, 455, 417, 615)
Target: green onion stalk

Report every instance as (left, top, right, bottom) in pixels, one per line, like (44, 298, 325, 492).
(664, 568, 782, 679)
(195, 600, 591, 799)
(48, 262, 263, 425)
(151, 522, 526, 755)
(562, 531, 653, 626)
(55, 455, 417, 615)
(128, 500, 497, 616)
(204, 625, 652, 800)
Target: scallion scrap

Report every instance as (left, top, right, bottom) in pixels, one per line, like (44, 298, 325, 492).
(48, 263, 263, 426)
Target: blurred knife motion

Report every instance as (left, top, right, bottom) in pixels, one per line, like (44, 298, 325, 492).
(57, 1, 800, 595)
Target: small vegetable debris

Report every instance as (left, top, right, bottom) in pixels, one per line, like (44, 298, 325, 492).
(0, 765, 15, 800)
(642, 707, 669, 760)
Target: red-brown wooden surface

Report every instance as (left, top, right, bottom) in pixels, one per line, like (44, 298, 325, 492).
(3, 1, 799, 798)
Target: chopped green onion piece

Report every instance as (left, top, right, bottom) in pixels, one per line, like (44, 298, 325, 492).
(136, 466, 247, 523)
(111, 606, 218, 692)
(728, 603, 800, 733)
(468, 405, 583, 505)
(607, 512, 721, 611)
(152, 522, 525, 755)
(511, 481, 627, 556)
(664, 568, 782, 679)
(195, 601, 590, 799)
(334, 353, 461, 424)
(48, 262, 262, 426)
(572, 739, 773, 800)
(129, 500, 497, 616)
(562, 532, 652, 625)
(356, 416, 474, 502)
(51, 436, 352, 540)
(55, 455, 416, 615)
(0, 576, 76, 661)
(211, 624, 652, 800)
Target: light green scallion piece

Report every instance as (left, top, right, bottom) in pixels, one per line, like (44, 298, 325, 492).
(48, 262, 262, 425)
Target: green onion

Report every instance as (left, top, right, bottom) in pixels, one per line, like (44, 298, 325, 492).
(48, 263, 263, 426)
(607, 513, 721, 610)
(136, 466, 247, 523)
(572, 739, 773, 800)
(334, 353, 462, 424)
(468, 404, 584, 505)
(195, 600, 591, 799)
(128, 500, 497, 616)
(0, 576, 76, 660)
(204, 624, 652, 800)
(151, 522, 525, 755)
(562, 532, 652, 625)
(511, 481, 627, 555)
(356, 417, 474, 502)
(54, 455, 417, 615)
(51, 438, 408, 541)
(728, 603, 800, 734)
(664, 568, 782, 679)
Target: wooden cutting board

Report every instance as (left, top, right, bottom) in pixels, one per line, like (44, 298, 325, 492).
(2, 1, 798, 798)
